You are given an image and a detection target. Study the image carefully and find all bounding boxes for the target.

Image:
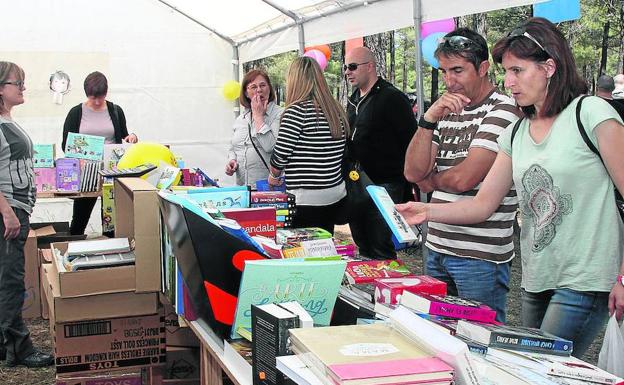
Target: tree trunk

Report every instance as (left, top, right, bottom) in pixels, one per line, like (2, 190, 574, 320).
(364, 33, 387, 77)
(600, 21, 610, 75)
(431, 67, 439, 103)
(619, 0, 624, 73)
(389, 31, 396, 84)
(338, 41, 349, 106)
(402, 31, 408, 93)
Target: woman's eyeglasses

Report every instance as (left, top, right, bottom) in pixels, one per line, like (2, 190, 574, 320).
(508, 27, 550, 56)
(343, 62, 369, 71)
(247, 83, 268, 91)
(1, 81, 25, 90)
(437, 35, 479, 51)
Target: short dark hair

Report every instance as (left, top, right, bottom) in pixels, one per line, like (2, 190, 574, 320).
(492, 17, 587, 118)
(84, 71, 108, 97)
(435, 28, 489, 71)
(239, 69, 275, 109)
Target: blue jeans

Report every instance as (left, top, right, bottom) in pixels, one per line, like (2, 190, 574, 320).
(426, 249, 510, 323)
(521, 288, 609, 358)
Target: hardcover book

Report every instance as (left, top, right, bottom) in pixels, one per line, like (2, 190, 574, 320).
(366, 185, 418, 243)
(251, 303, 300, 385)
(288, 323, 454, 385)
(276, 227, 332, 245)
(55, 158, 81, 191)
(231, 258, 346, 339)
(456, 321, 573, 356)
(64, 132, 105, 160)
(344, 259, 412, 284)
(182, 186, 250, 209)
(222, 207, 277, 239)
(400, 291, 497, 323)
(374, 275, 447, 305)
(34, 167, 56, 192)
(250, 191, 295, 205)
(251, 202, 295, 210)
(33, 144, 55, 168)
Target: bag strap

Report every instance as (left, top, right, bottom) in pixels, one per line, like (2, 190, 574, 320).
(510, 116, 525, 145)
(575, 95, 601, 161)
(247, 113, 270, 170)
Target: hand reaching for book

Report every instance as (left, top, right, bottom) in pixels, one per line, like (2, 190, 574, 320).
(395, 202, 428, 225)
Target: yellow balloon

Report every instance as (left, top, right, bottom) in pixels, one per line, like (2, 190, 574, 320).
(117, 143, 180, 184)
(222, 80, 241, 101)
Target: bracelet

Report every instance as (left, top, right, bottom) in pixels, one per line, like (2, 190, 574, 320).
(269, 170, 283, 179)
(418, 116, 438, 130)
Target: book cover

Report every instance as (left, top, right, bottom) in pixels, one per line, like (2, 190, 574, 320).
(282, 238, 338, 259)
(103, 143, 131, 170)
(374, 275, 447, 305)
(183, 186, 250, 209)
(251, 202, 295, 210)
(277, 301, 313, 328)
(222, 207, 277, 239)
(33, 144, 55, 168)
(250, 191, 295, 205)
(232, 258, 346, 339)
(456, 320, 573, 356)
(252, 236, 284, 259)
(102, 183, 115, 233)
(344, 259, 412, 284)
(276, 227, 332, 245)
(334, 240, 356, 258)
(64, 132, 105, 160)
(366, 185, 418, 243)
(289, 323, 453, 385)
(66, 237, 131, 256)
(251, 303, 300, 385)
(224, 338, 253, 382)
(156, 161, 181, 189)
(275, 221, 293, 229)
(55, 158, 81, 191)
(34, 167, 56, 192)
(400, 292, 497, 323)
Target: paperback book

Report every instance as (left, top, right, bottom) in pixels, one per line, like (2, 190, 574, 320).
(55, 158, 81, 191)
(344, 259, 412, 284)
(33, 144, 55, 168)
(276, 227, 332, 245)
(182, 186, 250, 209)
(34, 167, 56, 192)
(366, 185, 418, 244)
(64, 132, 105, 160)
(250, 191, 295, 205)
(400, 291, 497, 323)
(103, 143, 131, 170)
(374, 275, 447, 305)
(282, 238, 338, 259)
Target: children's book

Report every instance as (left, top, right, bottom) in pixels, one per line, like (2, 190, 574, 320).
(103, 143, 131, 170)
(282, 238, 338, 259)
(181, 186, 250, 209)
(33, 144, 55, 168)
(64, 132, 105, 160)
(222, 207, 277, 239)
(374, 275, 447, 305)
(231, 258, 346, 339)
(55, 158, 81, 191)
(275, 227, 332, 245)
(400, 291, 497, 323)
(34, 167, 56, 192)
(366, 185, 418, 244)
(344, 259, 412, 284)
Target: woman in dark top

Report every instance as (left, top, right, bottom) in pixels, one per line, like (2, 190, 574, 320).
(61, 71, 138, 235)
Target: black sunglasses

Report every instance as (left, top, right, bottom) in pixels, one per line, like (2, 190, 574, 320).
(508, 27, 550, 56)
(437, 35, 479, 51)
(343, 62, 369, 72)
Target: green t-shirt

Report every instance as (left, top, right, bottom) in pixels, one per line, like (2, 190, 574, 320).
(498, 96, 623, 292)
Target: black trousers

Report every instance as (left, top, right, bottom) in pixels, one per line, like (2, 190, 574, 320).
(292, 197, 347, 235)
(70, 197, 98, 235)
(349, 181, 407, 260)
(0, 207, 34, 361)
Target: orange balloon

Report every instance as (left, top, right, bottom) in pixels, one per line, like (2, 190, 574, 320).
(305, 44, 331, 61)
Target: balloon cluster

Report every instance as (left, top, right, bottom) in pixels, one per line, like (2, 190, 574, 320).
(420, 18, 455, 69)
(304, 44, 331, 71)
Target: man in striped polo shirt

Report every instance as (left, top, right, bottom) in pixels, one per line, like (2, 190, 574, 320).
(404, 28, 521, 322)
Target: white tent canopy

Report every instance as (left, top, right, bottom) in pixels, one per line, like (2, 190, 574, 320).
(4, 0, 542, 182)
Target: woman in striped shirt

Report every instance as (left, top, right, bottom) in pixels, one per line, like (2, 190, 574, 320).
(269, 56, 349, 234)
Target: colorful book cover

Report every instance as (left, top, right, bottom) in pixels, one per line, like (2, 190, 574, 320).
(344, 259, 412, 284)
(366, 185, 418, 243)
(222, 207, 277, 239)
(282, 238, 338, 259)
(374, 275, 447, 305)
(103, 143, 131, 170)
(64, 132, 105, 160)
(156, 162, 181, 189)
(55, 158, 81, 191)
(34, 167, 56, 192)
(231, 258, 346, 339)
(182, 186, 250, 209)
(102, 183, 115, 233)
(275, 227, 332, 245)
(33, 144, 55, 168)
(251, 202, 294, 210)
(401, 292, 497, 323)
(250, 191, 295, 205)
(334, 239, 356, 258)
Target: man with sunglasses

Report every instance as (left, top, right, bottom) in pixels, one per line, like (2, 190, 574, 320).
(344, 47, 417, 260)
(404, 28, 521, 322)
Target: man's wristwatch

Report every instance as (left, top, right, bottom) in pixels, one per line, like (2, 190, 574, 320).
(618, 274, 624, 287)
(418, 116, 437, 130)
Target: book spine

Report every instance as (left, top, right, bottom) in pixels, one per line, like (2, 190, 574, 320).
(548, 367, 616, 384)
(488, 333, 573, 356)
(251, 202, 294, 209)
(429, 302, 496, 322)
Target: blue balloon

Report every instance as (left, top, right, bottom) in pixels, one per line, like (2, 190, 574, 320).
(534, 0, 580, 23)
(422, 32, 446, 69)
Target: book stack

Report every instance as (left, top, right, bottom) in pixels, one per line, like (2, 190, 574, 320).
(288, 323, 454, 385)
(79, 160, 103, 192)
(334, 239, 356, 258)
(374, 275, 447, 305)
(250, 191, 296, 228)
(400, 291, 497, 323)
(59, 237, 135, 271)
(344, 259, 412, 284)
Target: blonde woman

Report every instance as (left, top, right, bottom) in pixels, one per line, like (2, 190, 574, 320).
(268, 56, 349, 234)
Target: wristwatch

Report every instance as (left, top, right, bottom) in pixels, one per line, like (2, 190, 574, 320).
(618, 275, 624, 286)
(418, 115, 437, 130)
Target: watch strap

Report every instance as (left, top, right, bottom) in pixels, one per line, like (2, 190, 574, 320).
(418, 116, 438, 130)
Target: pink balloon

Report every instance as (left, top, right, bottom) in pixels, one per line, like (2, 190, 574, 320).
(303, 49, 328, 71)
(420, 18, 455, 39)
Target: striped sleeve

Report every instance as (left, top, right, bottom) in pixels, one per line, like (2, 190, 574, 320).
(470, 102, 521, 152)
(270, 105, 303, 170)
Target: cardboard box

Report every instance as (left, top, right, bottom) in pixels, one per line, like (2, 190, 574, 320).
(49, 241, 136, 297)
(22, 230, 41, 318)
(165, 347, 200, 380)
(163, 304, 199, 348)
(115, 178, 161, 293)
(56, 369, 143, 385)
(43, 264, 159, 323)
(53, 312, 166, 375)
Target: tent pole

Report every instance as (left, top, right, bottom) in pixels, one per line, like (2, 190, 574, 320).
(233, 45, 241, 118)
(262, 0, 305, 53)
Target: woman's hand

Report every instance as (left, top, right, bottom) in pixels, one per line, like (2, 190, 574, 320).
(609, 280, 624, 321)
(225, 159, 238, 176)
(2, 209, 20, 240)
(395, 202, 429, 225)
(268, 167, 284, 186)
(251, 94, 267, 131)
(123, 133, 138, 143)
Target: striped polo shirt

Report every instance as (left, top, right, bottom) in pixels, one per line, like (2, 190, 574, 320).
(427, 89, 521, 263)
(270, 100, 345, 190)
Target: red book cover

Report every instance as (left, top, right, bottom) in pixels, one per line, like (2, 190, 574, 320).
(221, 207, 277, 239)
(345, 259, 412, 284)
(374, 275, 447, 305)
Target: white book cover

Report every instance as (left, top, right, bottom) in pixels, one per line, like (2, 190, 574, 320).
(66, 238, 131, 256)
(278, 301, 313, 328)
(366, 185, 418, 243)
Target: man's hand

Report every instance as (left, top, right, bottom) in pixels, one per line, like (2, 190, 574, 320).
(225, 159, 238, 176)
(424, 92, 471, 123)
(395, 202, 428, 225)
(609, 280, 624, 321)
(2, 209, 20, 240)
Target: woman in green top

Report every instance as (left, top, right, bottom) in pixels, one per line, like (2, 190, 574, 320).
(398, 17, 624, 358)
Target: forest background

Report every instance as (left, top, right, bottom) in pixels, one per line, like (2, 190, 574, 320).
(244, 0, 624, 106)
